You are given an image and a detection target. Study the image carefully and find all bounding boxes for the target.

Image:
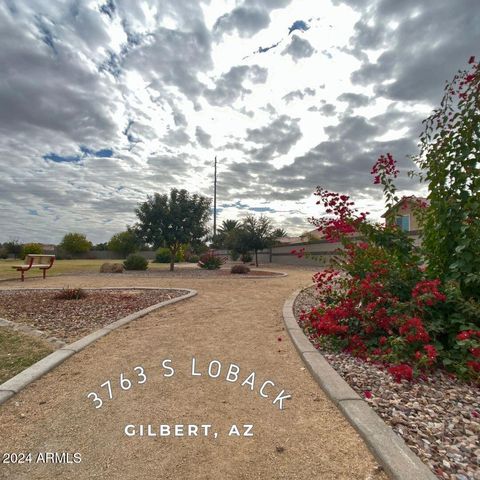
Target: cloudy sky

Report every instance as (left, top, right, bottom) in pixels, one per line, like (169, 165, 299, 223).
(0, 0, 478, 244)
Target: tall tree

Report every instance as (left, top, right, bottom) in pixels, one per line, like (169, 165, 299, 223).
(108, 228, 141, 258)
(4, 239, 22, 259)
(135, 189, 211, 271)
(240, 214, 275, 267)
(59, 233, 92, 256)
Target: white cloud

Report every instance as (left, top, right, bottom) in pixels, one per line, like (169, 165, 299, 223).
(0, 0, 477, 242)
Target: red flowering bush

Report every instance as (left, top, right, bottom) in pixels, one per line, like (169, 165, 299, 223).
(198, 251, 226, 270)
(454, 330, 480, 378)
(298, 147, 479, 382)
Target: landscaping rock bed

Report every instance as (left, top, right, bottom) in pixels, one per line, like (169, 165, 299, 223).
(294, 285, 480, 480)
(0, 289, 185, 342)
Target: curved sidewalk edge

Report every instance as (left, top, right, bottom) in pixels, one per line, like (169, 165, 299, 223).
(0, 288, 197, 406)
(283, 288, 437, 480)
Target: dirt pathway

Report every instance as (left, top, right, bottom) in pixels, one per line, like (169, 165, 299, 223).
(0, 267, 387, 480)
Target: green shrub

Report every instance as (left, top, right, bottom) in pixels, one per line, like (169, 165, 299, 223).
(155, 247, 172, 263)
(198, 252, 225, 270)
(21, 243, 43, 259)
(240, 253, 252, 263)
(230, 250, 239, 261)
(187, 254, 199, 263)
(123, 254, 148, 271)
(231, 264, 250, 274)
(412, 58, 480, 301)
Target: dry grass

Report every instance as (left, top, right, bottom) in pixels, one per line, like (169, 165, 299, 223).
(0, 327, 53, 383)
(0, 259, 171, 280)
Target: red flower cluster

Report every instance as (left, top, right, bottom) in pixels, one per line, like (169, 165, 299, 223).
(290, 247, 305, 258)
(371, 153, 399, 184)
(457, 330, 480, 341)
(312, 268, 341, 295)
(455, 330, 480, 376)
(399, 317, 430, 343)
(306, 305, 349, 336)
(445, 56, 479, 104)
(387, 364, 413, 383)
(418, 344, 438, 366)
(467, 361, 480, 372)
(310, 187, 368, 243)
(411, 279, 446, 306)
(470, 348, 480, 358)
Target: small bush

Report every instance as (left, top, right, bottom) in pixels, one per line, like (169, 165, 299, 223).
(240, 253, 252, 263)
(155, 247, 184, 263)
(21, 243, 43, 259)
(187, 254, 200, 263)
(0, 247, 7, 259)
(198, 252, 225, 270)
(230, 250, 240, 261)
(155, 247, 171, 263)
(55, 287, 87, 300)
(100, 262, 124, 273)
(231, 265, 250, 274)
(123, 254, 148, 271)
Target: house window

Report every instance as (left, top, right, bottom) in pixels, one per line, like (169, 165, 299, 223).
(395, 214, 410, 231)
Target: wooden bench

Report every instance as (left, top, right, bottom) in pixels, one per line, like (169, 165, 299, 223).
(12, 254, 56, 282)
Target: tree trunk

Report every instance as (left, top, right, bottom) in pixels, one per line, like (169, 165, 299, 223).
(255, 249, 258, 267)
(169, 246, 176, 271)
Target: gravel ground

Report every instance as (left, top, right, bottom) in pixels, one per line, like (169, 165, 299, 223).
(96, 267, 284, 279)
(294, 286, 480, 480)
(0, 288, 185, 342)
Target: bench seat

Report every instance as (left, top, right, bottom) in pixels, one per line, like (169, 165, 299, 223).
(12, 264, 52, 269)
(12, 254, 56, 281)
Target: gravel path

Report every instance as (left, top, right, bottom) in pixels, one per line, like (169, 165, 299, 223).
(294, 286, 480, 480)
(0, 269, 386, 480)
(0, 289, 185, 342)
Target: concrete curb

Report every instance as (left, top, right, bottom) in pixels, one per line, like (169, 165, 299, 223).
(239, 271, 288, 279)
(0, 288, 197, 406)
(0, 316, 67, 348)
(283, 287, 437, 480)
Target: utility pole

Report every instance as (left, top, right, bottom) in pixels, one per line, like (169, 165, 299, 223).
(213, 156, 217, 239)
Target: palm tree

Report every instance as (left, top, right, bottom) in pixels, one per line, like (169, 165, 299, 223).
(218, 219, 240, 235)
(214, 219, 240, 249)
(272, 228, 287, 239)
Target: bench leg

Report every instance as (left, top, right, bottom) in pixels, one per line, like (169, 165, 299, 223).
(42, 269, 46, 279)
(21, 270, 24, 282)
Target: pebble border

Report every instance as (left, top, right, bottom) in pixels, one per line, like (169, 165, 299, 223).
(283, 287, 437, 480)
(0, 287, 197, 406)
